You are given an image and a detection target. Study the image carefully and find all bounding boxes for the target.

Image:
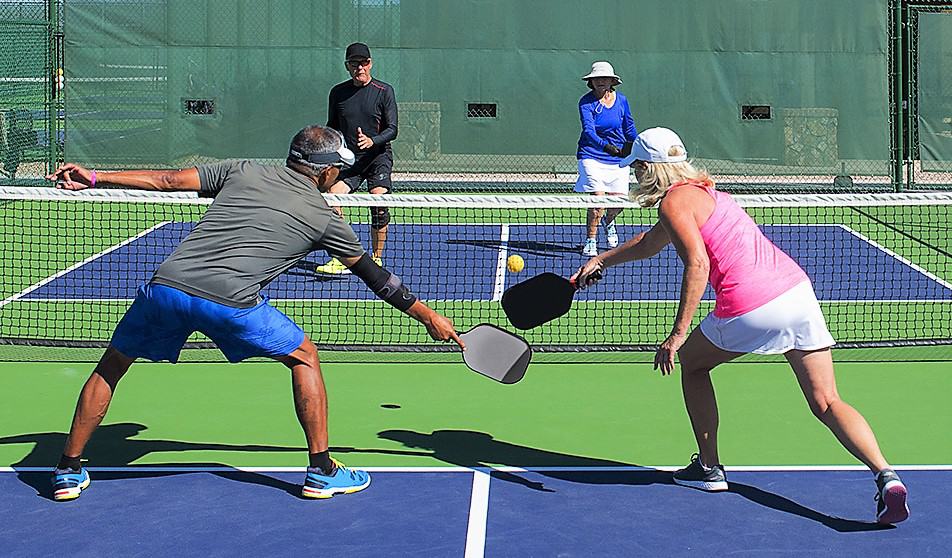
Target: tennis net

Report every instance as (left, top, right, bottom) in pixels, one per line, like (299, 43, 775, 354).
(1, 187, 950, 361)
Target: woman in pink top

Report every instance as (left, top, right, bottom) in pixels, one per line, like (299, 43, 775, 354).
(572, 127, 908, 525)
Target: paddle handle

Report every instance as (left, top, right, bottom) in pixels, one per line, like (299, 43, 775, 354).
(570, 269, 602, 290)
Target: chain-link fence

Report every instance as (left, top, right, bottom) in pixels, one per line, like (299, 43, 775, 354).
(904, 1, 952, 189)
(2, 1, 952, 192)
(0, 0, 58, 184)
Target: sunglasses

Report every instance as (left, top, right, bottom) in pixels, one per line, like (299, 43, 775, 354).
(346, 59, 371, 69)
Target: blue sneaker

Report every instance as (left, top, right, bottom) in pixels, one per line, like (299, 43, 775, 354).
(52, 467, 90, 501)
(302, 460, 371, 499)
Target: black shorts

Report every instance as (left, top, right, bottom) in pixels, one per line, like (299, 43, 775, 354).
(338, 154, 393, 193)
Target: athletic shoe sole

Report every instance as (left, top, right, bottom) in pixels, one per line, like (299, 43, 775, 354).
(53, 476, 90, 501)
(672, 477, 728, 492)
(877, 482, 910, 524)
(301, 476, 372, 499)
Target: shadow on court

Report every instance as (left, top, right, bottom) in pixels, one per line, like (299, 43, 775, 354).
(0, 422, 305, 500)
(445, 239, 582, 258)
(1, 425, 893, 531)
(288, 259, 356, 278)
(347, 429, 890, 533)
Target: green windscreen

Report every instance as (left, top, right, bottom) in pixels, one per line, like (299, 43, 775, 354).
(63, 0, 891, 180)
(917, 11, 952, 173)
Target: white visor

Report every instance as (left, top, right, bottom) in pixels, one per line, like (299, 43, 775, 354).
(619, 127, 688, 167)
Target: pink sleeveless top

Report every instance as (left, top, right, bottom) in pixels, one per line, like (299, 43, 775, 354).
(673, 180, 809, 318)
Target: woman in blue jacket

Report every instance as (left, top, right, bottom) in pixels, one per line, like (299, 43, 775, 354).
(575, 61, 638, 256)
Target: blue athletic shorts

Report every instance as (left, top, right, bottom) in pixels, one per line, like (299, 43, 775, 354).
(111, 283, 305, 363)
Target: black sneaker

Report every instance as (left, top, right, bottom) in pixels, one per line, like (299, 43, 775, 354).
(875, 469, 909, 524)
(672, 453, 728, 491)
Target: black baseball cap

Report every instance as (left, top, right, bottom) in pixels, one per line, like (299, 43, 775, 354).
(345, 42, 371, 61)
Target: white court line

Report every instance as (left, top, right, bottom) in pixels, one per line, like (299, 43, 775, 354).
(6, 465, 952, 473)
(464, 470, 491, 558)
(835, 223, 952, 291)
(0, 221, 172, 309)
(491, 224, 510, 302)
(5, 222, 949, 305)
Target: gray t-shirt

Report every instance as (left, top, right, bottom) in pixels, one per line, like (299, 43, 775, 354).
(151, 160, 365, 307)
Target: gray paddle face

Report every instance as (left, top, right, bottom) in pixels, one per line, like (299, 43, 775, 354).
(459, 324, 532, 384)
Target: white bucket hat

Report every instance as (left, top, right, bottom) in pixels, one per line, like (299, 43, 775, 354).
(582, 61, 622, 84)
(619, 127, 688, 166)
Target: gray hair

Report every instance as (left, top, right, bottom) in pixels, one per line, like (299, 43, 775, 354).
(286, 125, 344, 177)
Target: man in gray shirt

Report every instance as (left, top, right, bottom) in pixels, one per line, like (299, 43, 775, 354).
(46, 125, 462, 501)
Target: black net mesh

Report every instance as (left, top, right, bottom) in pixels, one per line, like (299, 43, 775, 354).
(1, 187, 949, 362)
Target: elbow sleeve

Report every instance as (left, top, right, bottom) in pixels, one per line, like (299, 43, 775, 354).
(350, 253, 417, 312)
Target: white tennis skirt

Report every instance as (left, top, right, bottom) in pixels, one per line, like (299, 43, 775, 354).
(574, 158, 631, 195)
(699, 280, 835, 355)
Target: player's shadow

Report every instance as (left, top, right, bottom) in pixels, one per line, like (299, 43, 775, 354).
(347, 429, 889, 532)
(0, 422, 306, 500)
(446, 239, 582, 258)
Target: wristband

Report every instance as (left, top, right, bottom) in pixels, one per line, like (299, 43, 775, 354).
(90, 170, 97, 187)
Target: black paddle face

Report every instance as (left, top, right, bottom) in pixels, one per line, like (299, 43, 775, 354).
(501, 272, 576, 330)
(459, 324, 532, 384)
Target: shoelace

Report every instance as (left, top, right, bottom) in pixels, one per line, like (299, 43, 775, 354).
(330, 458, 355, 478)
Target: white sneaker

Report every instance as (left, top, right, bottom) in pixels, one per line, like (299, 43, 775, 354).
(582, 238, 598, 257)
(604, 221, 619, 248)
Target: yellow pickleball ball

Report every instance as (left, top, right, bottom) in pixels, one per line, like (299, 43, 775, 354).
(507, 254, 525, 273)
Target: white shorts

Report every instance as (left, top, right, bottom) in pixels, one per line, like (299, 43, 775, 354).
(699, 281, 835, 355)
(574, 158, 630, 195)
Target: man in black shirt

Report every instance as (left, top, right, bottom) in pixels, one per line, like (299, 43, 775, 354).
(317, 42, 399, 274)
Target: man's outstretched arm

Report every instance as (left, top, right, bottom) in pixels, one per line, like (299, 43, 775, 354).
(48, 163, 201, 192)
(341, 253, 463, 349)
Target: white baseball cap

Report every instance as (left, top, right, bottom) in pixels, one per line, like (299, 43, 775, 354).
(581, 61, 622, 83)
(619, 127, 688, 167)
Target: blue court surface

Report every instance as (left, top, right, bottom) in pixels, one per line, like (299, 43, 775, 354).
(19, 223, 952, 303)
(0, 467, 948, 557)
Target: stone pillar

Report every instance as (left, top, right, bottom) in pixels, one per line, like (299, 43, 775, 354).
(394, 102, 441, 160)
(782, 107, 838, 169)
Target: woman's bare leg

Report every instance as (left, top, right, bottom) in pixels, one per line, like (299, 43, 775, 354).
(785, 348, 889, 472)
(676, 328, 743, 467)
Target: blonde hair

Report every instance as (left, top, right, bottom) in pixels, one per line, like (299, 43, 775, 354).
(629, 146, 712, 207)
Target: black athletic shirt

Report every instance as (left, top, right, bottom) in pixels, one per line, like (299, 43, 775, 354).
(327, 78, 398, 163)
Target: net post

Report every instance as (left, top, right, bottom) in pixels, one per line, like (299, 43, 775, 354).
(46, 0, 56, 177)
(889, 0, 905, 192)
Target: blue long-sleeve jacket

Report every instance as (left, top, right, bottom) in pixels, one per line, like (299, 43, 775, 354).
(576, 91, 638, 164)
